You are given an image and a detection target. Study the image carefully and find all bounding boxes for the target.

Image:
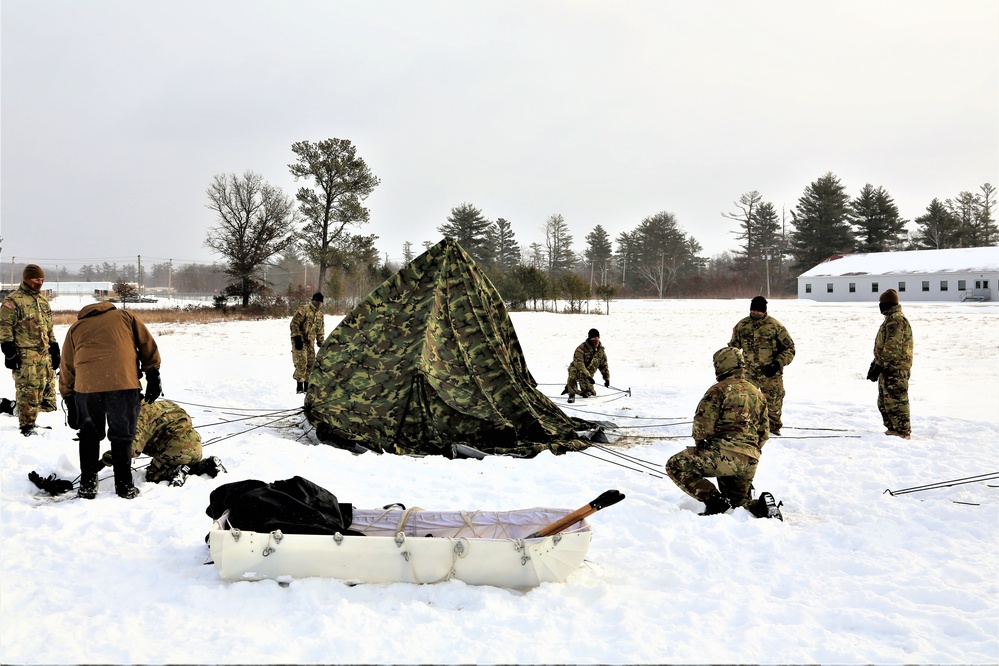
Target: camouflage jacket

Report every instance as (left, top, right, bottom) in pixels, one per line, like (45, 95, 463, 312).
(874, 304, 913, 373)
(728, 314, 795, 381)
(571, 339, 609, 382)
(692, 372, 769, 459)
(130, 399, 199, 457)
(290, 302, 325, 346)
(0, 282, 54, 351)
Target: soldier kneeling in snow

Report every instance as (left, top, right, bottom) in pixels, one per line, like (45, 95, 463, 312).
(665, 346, 781, 520)
(100, 399, 224, 486)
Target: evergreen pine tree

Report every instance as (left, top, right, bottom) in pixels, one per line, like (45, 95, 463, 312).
(851, 183, 906, 252)
(437, 203, 494, 264)
(914, 198, 962, 249)
(788, 172, 855, 274)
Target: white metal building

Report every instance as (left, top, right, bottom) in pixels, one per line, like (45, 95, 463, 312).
(797, 247, 999, 302)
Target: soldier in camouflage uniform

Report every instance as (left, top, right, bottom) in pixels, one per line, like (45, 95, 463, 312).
(291, 292, 325, 393)
(869, 288, 913, 439)
(99, 399, 221, 484)
(563, 328, 609, 403)
(728, 296, 795, 435)
(665, 347, 770, 516)
(0, 265, 59, 435)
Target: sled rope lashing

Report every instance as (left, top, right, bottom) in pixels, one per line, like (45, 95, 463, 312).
(394, 506, 425, 536)
(459, 510, 487, 539)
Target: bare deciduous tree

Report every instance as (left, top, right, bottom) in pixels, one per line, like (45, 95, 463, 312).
(204, 171, 298, 307)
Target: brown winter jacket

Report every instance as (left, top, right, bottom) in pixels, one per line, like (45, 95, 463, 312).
(59, 302, 161, 397)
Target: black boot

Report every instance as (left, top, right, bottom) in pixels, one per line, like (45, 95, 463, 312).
(698, 494, 731, 516)
(296, 381, 305, 394)
(78, 474, 98, 500)
(749, 492, 784, 521)
(110, 439, 139, 499)
(188, 456, 226, 478)
(78, 437, 100, 499)
(168, 464, 190, 488)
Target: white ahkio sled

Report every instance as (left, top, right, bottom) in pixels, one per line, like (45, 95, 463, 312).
(207, 490, 624, 588)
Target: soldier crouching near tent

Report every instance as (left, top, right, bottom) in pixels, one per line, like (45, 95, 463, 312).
(562, 328, 610, 403)
(665, 347, 780, 519)
(291, 292, 325, 394)
(98, 399, 224, 486)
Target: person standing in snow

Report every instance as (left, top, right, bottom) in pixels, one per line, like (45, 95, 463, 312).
(728, 296, 795, 435)
(0, 264, 59, 436)
(665, 347, 771, 516)
(98, 399, 224, 486)
(562, 328, 610, 404)
(60, 302, 161, 500)
(868, 288, 913, 439)
(290, 292, 325, 394)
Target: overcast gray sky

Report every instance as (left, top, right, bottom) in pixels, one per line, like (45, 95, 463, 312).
(2, 0, 997, 275)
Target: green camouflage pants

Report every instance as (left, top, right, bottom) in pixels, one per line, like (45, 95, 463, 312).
(565, 366, 596, 398)
(12, 348, 56, 428)
(292, 345, 317, 382)
(101, 427, 202, 482)
(748, 371, 785, 432)
(878, 370, 910, 436)
(665, 442, 759, 508)
(144, 425, 203, 482)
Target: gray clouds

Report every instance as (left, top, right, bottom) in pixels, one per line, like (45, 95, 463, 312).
(2, 0, 996, 271)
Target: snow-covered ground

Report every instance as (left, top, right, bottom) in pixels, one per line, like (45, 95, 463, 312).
(2, 298, 996, 664)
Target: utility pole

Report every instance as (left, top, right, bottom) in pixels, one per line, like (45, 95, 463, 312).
(764, 251, 771, 298)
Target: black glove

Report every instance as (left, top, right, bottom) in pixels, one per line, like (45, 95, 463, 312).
(763, 361, 781, 378)
(66, 398, 79, 430)
(293, 336, 304, 351)
(49, 341, 60, 371)
(867, 361, 882, 383)
(1, 341, 21, 371)
(604, 380, 611, 388)
(144, 368, 162, 403)
(28, 471, 75, 496)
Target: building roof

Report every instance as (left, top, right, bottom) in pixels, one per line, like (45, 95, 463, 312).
(798, 247, 999, 278)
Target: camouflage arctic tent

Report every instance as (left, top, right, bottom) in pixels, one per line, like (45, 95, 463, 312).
(304, 238, 594, 457)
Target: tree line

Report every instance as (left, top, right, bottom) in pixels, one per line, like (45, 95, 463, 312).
(19, 140, 993, 311)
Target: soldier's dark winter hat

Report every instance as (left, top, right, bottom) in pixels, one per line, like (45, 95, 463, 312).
(312, 292, 324, 302)
(22, 264, 45, 281)
(588, 328, 600, 339)
(750, 296, 767, 312)
(879, 289, 899, 305)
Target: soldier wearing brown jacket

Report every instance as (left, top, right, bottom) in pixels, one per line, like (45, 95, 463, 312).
(60, 302, 161, 499)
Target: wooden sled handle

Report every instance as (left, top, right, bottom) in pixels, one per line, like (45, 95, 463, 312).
(527, 489, 625, 539)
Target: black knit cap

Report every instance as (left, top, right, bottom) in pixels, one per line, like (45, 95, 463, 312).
(588, 328, 600, 339)
(750, 296, 767, 313)
(312, 292, 324, 302)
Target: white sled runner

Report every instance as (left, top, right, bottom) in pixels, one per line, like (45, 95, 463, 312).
(208, 505, 593, 588)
